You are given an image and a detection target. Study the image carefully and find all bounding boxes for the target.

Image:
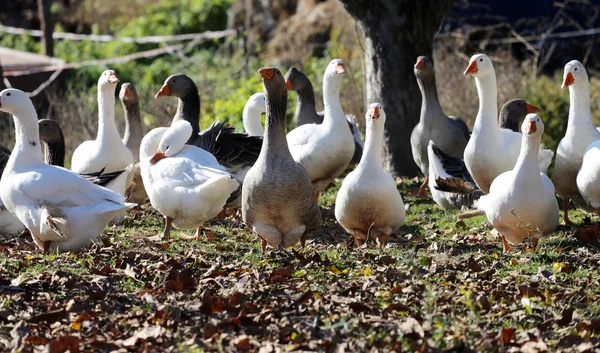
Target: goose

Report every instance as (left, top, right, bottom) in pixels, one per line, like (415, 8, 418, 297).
(551, 60, 600, 224)
(577, 140, 600, 211)
(286, 59, 355, 199)
(38, 119, 131, 189)
(284, 65, 363, 166)
(411, 55, 470, 198)
(140, 120, 239, 240)
(71, 70, 134, 197)
(335, 104, 405, 247)
(463, 54, 553, 194)
(477, 114, 559, 252)
(0, 144, 25, 237)
(242, 68, 322, 252)
(154, 73, 262, 212)
(242, 92, 266, 136)
(119, 83, 148, 206)
(0, 89, 133, 253)
(429, 99, 541, 210)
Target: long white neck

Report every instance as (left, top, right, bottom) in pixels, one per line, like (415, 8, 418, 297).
(359, 118, 384, 169)
(567, 81, 596, 134)
(513, 133, 541, 183)
(243, 105, 264, 136)
(472, 73, 499, 135)
(322, 74, 344, 128)
(8, 103, 44, 170)
(97, 86, 121, 143)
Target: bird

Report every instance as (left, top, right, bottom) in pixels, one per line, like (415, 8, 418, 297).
(286, 59, 356, 200)
(411, 55, 470, 198)
(242, 67, 322, 252)
(335, 104, 406, 247)
(0, 88, 133, 253)
(477, 114, 559, 252)
(139, 120, 239, 240)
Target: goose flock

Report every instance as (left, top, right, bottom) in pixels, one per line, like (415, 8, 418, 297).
(0, 54, 598, 254)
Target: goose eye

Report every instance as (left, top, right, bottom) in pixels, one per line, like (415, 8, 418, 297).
(575, 67, 578, 71)
(6, 93, 11, 97)
(479, 58, 483, 62)
(165, 146, 170, 151)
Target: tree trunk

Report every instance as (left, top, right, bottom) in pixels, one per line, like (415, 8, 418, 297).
(340, 0, 455, 177)
(37, 0, 54, 57)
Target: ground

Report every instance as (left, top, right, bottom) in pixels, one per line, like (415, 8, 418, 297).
(1, 178, 599, 353)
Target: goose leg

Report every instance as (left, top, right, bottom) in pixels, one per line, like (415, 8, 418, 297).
(315, 190, 320, 203)
(216, 209, 226, 222)
(563, 199, 572, 226)
(163, 216, 173, 240)
(43, 241, 51, 255)
(301, 232, 307, 248)
(377, 232, 389, 249)
(415, 176, 429, 198)
(531, 235, 540, 252)
(260, 237, 268, 253)
(501, 234, 512, 253)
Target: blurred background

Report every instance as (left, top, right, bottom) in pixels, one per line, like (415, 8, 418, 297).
(1, 0, 600, 175)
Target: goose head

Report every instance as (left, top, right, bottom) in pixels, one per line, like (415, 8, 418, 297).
(414, 56, 434, 79)
(325, 59, 345, 78)
(284, 67, 312, 91)
(98, 70, 119, 91)
(463, 54, 494, 78)
(140, 127, 169, 164)
(38, 119, 64, 144)
(522, 114, 544, 137)
(0, 88, 32, 114)
(244, 93, 266, 114)
(562, 60, 588, 90)
(155, 73, 196, 99)
(119, 82, 139, 103)
(259, 67, 287, 110)
(366, 103, 385, 124)
(149, 120, 193, 163)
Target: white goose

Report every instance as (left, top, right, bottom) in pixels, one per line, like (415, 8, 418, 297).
(71, 70, 134, 196)
(463, 54, 553, 194)
(287, 59, 355, 199)
(335, 104, 405, 247)
(577, 140, 600, 210)
(0, 145, 25, 237)
(478, 114, 559, 252)
(552, 60, 600, 224)
(242, 92, 266, 136)
(140, 120, 239, 240)
(0, 89, 132, 253)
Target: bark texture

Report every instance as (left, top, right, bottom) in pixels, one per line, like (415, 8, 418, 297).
(340, 0, 455, 176)
(38, 0, 54, 57)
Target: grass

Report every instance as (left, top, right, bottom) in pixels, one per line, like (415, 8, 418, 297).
(1, 178, 600, 352)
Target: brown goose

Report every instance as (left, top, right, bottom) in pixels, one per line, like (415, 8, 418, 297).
(119, 83, 148, 206)
(411, 55, 470, 198)
(242, 67, 321, 252)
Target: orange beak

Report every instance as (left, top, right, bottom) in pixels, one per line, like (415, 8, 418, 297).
(562, 72, 575, 89)
(525, 103, 541, 113)
(335, 63, 345, 74)
(108, 73, 119, 83)
(527, 120, 537, 135)
(259, 68, 274, 80)
(286, 79, 293, 90)
(155, 84, 170, 99)
(149, 150, 166, 164)
(371, 106, 380, 120)
(463, 61, 478, 76)
(123, 87, 131, 98)
(415, 58, 425, 71)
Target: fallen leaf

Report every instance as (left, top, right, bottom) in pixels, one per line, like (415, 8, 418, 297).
(498, 327, 515, 345)
(28, 309, 67, 324)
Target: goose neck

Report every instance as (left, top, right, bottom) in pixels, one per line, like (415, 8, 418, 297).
(174, 92, 201, 137)
(43, 138, 65, 167)
(359, 119, 384, 169)
(567, 83, 596, 132)
(473, 73, 499, 131)
(122, 100, 143, 149)
(295, 85, 318, 119)
(513, 134, 540, 180)
(417, 75, 445, 124)
(9, 105, 44, 168)
(262, 93, 290, 158)
(97, 88, 121, 143)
